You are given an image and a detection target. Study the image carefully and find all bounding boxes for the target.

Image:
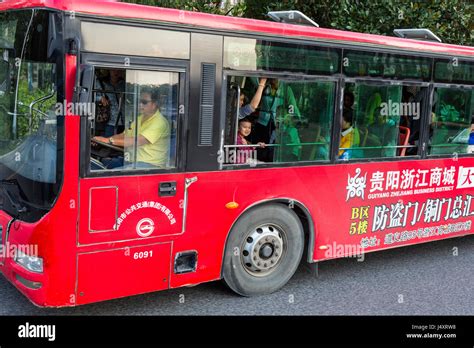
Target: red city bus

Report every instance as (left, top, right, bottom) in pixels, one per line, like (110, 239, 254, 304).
(0, 0, 473, 307)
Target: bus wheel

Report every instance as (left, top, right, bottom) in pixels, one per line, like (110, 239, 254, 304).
(223, 204, 304, 296)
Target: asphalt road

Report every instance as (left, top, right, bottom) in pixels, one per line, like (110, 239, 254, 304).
(1, 235, 473, 315)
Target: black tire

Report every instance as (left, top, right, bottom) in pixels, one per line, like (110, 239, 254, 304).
(222, 203, 304, 296)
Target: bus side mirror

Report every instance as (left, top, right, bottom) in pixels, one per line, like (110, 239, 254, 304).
(73, 64, 94, 118)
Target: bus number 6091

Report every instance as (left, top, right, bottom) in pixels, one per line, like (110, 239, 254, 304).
(133, 251, 153, 260)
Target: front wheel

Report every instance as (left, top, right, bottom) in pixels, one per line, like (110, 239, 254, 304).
(222, 204, 304, 296)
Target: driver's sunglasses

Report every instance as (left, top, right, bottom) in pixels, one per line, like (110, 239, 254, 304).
(140, 99, 152, 105)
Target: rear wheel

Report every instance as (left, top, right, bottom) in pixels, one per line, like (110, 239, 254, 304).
(222, 204, 304, 296)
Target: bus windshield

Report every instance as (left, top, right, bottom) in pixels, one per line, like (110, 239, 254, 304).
(0, 9, 63, 221)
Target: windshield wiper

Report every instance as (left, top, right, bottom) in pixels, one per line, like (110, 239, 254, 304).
(0, 179, 28, 218)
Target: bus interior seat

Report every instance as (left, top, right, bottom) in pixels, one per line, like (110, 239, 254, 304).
(398, 126, 410, 156)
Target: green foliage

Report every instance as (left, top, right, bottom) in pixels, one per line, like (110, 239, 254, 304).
(121, 0, 472, 46)
(123, 0, 246, 16)
(15, 78, 56, 138)
(0, 62, 56, 152)
(244, 0, 473, 46)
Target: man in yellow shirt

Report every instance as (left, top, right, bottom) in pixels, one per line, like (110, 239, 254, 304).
(93, 87, 170, 169)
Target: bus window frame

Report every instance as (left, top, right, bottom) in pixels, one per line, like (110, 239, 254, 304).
(219, 70, 340, 170)
(78, 53, 189, 178)
(426, 83, 474, 160)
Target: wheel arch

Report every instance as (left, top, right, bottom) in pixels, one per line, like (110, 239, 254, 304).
(220, 198, 317, 279)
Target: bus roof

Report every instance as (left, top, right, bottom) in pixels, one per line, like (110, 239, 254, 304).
(1, 0, 473, 57)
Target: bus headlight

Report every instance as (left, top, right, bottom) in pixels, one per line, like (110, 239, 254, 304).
(14, 250, 44, 273)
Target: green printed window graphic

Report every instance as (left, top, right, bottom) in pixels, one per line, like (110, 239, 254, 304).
(344, 50, 432, 81)
(224, 37, 340, 75)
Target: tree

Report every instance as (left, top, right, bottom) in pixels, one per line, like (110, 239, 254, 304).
(122, 0, 246, 16)
(244, 0, 473, 46)
(121, 0, 472, 46)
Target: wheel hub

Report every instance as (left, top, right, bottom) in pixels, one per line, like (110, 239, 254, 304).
(260, 244, 273, 259)
(242, 224, 284, 276)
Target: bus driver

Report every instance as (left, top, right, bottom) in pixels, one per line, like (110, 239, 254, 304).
(93, 86, 170, 169)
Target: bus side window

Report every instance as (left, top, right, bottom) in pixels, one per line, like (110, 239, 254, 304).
(343, 82, 401, 159)
(90, 69, 179, 172)
(223, 76, 261, 166)
(223, 76, 336, 166)
(429, 88, 473, 156)
(430, 59, 474, 156)
(274, 80, 335, 163)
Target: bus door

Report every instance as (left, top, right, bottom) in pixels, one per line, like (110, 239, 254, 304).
(74, 57, 188, 304)
(77, 58, 188, 245)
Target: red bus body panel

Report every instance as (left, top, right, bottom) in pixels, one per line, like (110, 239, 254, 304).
(2, 154, 474, 306)
(76, 242, 172, 305)
(0, 0, 473, 307)
(5, 157, 472, 306)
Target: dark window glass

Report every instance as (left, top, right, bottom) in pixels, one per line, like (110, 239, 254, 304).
(342, 83, 428, 159)
(434, 59, 474, 85)
(429, 87, 474, 155)
(343, 50, 432, 81)
(224, 37, 340, 75)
